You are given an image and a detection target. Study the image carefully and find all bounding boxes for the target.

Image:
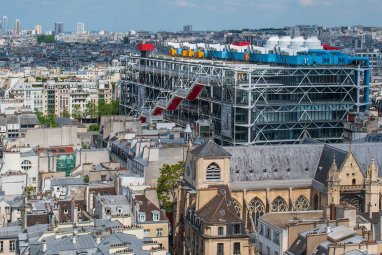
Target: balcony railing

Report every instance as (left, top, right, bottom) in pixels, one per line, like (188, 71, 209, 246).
(340, 185, 364, 192)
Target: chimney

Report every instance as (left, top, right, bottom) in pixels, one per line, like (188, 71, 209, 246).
(72, 234, 77, 244)
(330, 204, 336, 220)
(369, 203, 373, 219)
(96, 233, 101, 245)
(42, 239, 47, 252)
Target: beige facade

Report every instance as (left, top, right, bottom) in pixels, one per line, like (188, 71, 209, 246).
(174, 140, 382, 255)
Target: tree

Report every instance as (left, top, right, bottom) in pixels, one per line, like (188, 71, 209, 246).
(157, 161, 184, 212)
(72, 104, 82, 119)
(88, 124, 100, 132)
(35, 109, 57, 127)
(83, 175, 90, 184)
(37, 35, 55, 44)
(62, 108, 70, 118)
(84, 101, 98, 118)
(98, 99, 120, 117)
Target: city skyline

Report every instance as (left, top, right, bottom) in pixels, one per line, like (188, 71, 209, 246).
(0, 0, 382, 32)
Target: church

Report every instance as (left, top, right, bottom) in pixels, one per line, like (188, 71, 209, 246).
(173, 139, 382, 255)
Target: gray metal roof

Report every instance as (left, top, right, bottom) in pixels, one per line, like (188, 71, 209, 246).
(226, 144, 322, 182)
(99, 195, 129, 206)
(0, 225, 22, 239)
(19, 114, 39, 125)
(51, 177, 85, 187)
(192, 140, 231, 158)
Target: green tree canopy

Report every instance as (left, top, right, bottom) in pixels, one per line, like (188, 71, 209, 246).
(157, 161, 184, 212)
(35, 109, 57, 127)
(71, 104, 82, 119)
(84, 101, 98, 118)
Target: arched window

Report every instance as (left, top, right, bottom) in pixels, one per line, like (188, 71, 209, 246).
(294, 195, 310, 211)
(248, 197, 265, 228)
(352, 179, 356, 185)
(206, 163, 221, 181)
(21, 160, 32, 171)
(271, 196, 288, 212)
(232, 199, 242, 217)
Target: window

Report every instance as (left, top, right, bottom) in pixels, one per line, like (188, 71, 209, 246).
(156, 228, 163, 236)
(21, 160, 32, 171)
(217, 243, 224, 255)
(259, 224, 264, 235)
(294, 195, 310, 211)
(9, 240, 16, 251)
(144, 229, 150, 237)
(5, 207, 10, 214)
(248, 197, 265, 229)
(234, 242, 241, 255)
(265, 227, 271, 239)
(32, 177, 37, 182)
(271, 196, 288, 212)
(234, 224, 241, 235)
(266, 246, 270, 255)
(232, 199, 241, 217)
(275, 252, 279, 255)
(0, 241, 3, 252)
(273, 232, 280, 244)
(153, 212, 160, 221)
(64, 209, 68, 214)
(258, 242, 263, 255)
(218, 226, 224, 236)
(206, 163, 221, 181)
(139, 213, 146, 222)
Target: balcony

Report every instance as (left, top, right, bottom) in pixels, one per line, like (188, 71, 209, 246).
(340, 185, 364, 192)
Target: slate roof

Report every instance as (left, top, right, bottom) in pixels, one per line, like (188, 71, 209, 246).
(51, 177, 84, 186)
(134, 194, 168, 222)
(191, 140, 231, 158)
(196, 185, 242, 224)
(314, 145, 348, 185)
(226, 144, 322, 182)
(19, 114, 39, 125)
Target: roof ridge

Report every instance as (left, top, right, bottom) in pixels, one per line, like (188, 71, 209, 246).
(211, 194, 227, 217)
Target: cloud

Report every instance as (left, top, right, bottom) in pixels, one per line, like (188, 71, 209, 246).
(298, 0, 332, 6)
(174, 0, 196, 8)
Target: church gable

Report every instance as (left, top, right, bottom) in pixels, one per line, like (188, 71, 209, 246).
(338, 151, 364, 186)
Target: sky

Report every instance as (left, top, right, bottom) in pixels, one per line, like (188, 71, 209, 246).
(1, 0, 382, 32)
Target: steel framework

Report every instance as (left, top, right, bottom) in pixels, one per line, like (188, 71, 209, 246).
(120, 55, 368, 145)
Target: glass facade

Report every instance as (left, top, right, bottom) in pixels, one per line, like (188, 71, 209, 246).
(120, 56, 367, 145)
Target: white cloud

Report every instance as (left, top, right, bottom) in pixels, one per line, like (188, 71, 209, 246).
(175, 0, 196, 8)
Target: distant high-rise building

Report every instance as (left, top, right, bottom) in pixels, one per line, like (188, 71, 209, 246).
(76, 22, 85, 35)
(15, 19, 21, 35)
(2, 16, 8, 34)
(183, 25, 192, 32)
(54, 22, 64, 34)
(35, 25, 42, 35)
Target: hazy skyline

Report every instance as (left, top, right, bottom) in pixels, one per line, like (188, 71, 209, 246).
(1, 0, 382, 32)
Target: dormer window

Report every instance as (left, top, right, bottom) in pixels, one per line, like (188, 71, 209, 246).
(139, 213, 146, 222)
(152, 211, 160, 221)
(206, 163, 221, 181)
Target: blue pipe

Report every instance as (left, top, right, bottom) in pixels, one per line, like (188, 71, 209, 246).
(350, 56, 370, 107)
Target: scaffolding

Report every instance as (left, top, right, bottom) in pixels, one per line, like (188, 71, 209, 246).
(120, 55, 368, 145)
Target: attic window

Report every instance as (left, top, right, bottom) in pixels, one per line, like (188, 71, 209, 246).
(305, 167, 309, 171)
(263, 169, 267, 173)
(220, 210, 225, 216)
(286, 168, 290, 172)
(249, 169, 253, 173)
(274, 169, 278, 172)
(236, 169, 239, 173)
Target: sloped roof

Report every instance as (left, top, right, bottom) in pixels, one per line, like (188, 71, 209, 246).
(226, 144, 323, 182)
(191, 140, 231, 158)
(196, 185, 241, 224)
(314, 145, 347, 185)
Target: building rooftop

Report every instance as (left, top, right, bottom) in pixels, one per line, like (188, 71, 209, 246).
(192, 140, 231, 158)
(259, 210, 323, 229)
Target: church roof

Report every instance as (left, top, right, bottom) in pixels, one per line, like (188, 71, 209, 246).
(226, 144, 322, 182)
(314, 145, 347, 185)
(191, 140, 231, 158)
